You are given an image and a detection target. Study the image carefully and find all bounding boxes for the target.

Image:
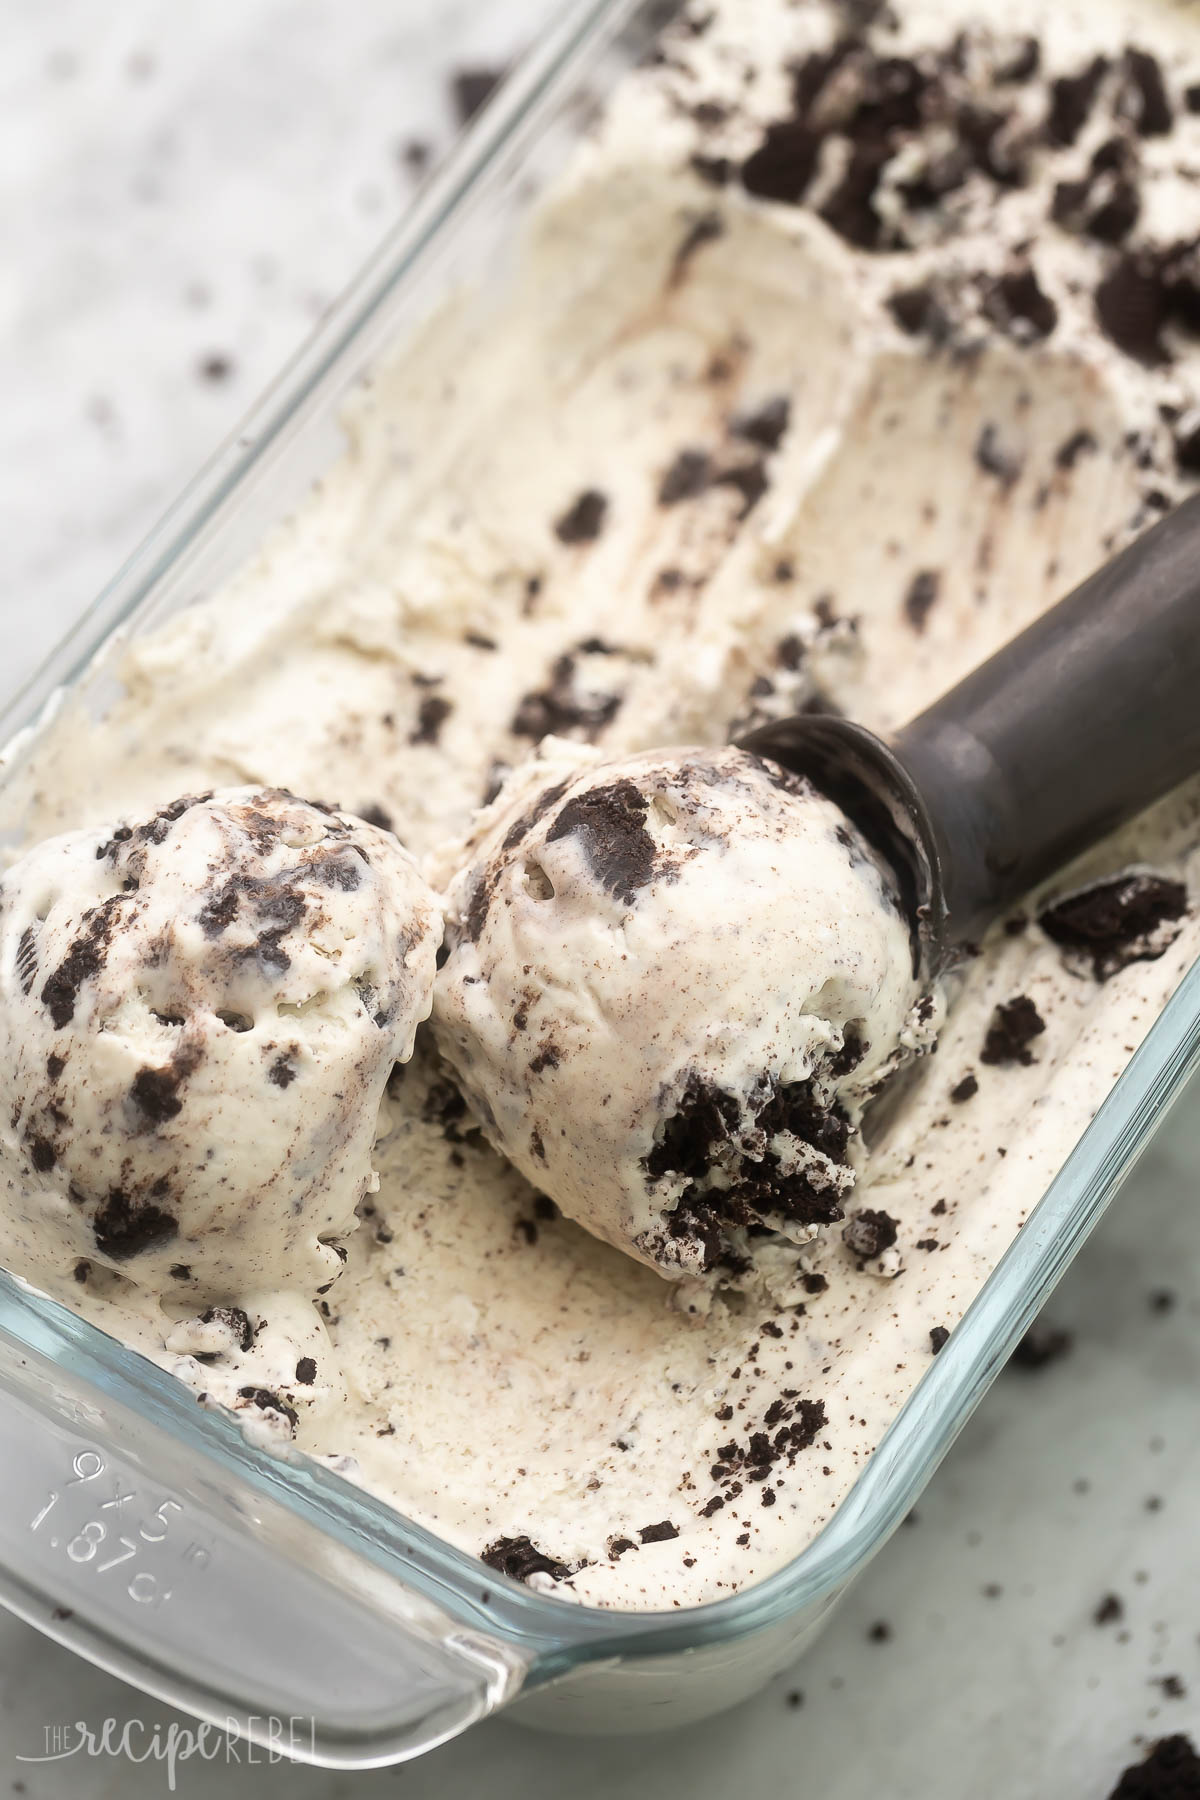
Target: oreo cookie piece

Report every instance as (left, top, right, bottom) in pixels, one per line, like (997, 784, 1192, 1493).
(1039, 872, 1188, 979)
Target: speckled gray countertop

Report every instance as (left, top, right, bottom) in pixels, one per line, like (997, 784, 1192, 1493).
(2, 4, 1200, 1796)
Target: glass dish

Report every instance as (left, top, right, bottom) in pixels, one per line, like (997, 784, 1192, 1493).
(2, 0, 1199, 1765)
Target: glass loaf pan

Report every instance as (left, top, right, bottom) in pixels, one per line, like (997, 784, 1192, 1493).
(1, 0, 1199, 1766)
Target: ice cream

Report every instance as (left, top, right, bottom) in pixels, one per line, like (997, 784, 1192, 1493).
(1, 0, 1200, 1608)
(432, 739, 929, 1294)
(0, 788, 441, 1304)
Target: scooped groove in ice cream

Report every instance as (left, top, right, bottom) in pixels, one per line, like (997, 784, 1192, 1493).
(431, 741, 932, 1293)
(0, 788, 441, 1303)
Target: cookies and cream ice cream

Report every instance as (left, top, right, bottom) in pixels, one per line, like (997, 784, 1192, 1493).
(0, 788, 441, 1303)
(1, 0, 1200, 1607)
(432, 740, 929, 1293)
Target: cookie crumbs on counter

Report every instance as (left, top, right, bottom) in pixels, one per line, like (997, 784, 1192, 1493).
(452, 67, 506, 126)
(399, 139, 432, 176)
(1011, 1323, 1073, 1370)
(197, 352, 233, 384)
(1039, 873, 1188, 979)
(843, 1209, 899, 1260)
(409, 694, 453, 746)
(1106, 1734, 1200, 1797)
(237, 1387, 298, 1433)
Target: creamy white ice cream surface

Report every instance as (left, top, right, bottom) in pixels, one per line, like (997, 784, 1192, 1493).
(1, 0, 1200, 1607)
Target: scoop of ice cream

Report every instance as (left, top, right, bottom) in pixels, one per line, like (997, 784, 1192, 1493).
(0, 788, 441, 1302)
(431, 742, 929, 1291)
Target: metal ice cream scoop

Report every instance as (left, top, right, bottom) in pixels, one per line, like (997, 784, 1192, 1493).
(740, 494, 1200, 975)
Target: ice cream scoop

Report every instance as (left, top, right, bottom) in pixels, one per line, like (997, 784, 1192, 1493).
(0, 789, 441, 1303)
(431, 742, 933, 1299)
(742, 496, 1200, 976)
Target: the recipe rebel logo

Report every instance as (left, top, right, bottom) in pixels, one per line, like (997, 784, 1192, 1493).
(16, 1714, 317, 1789)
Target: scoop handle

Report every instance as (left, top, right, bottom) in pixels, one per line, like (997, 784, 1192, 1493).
(892, 494, 1200, 942)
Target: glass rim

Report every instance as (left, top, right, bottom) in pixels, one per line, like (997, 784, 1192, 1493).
(2, 0, 1198, 1675)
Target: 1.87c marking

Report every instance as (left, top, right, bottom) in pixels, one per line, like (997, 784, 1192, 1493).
(29, 1449, 209, 1608)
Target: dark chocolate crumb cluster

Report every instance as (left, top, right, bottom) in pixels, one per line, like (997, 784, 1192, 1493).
(980, 995, 1045, 1066)
(638, 1519, 679, 1543)
(704, 1395, 827, 1512)
(92, 1187, 179, 1260)
(645, 1068, 854, 1272)
(510, 640, 631, 744)
(39, 895, 130, 1030)
(481, 1534, 574, 1584)
(655, 435, 774, 521)
(1039, 872, 1188, 979)
(409, 692, 453, 747)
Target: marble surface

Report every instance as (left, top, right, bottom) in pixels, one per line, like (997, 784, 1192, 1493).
(3, 4, 1200, 1796)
